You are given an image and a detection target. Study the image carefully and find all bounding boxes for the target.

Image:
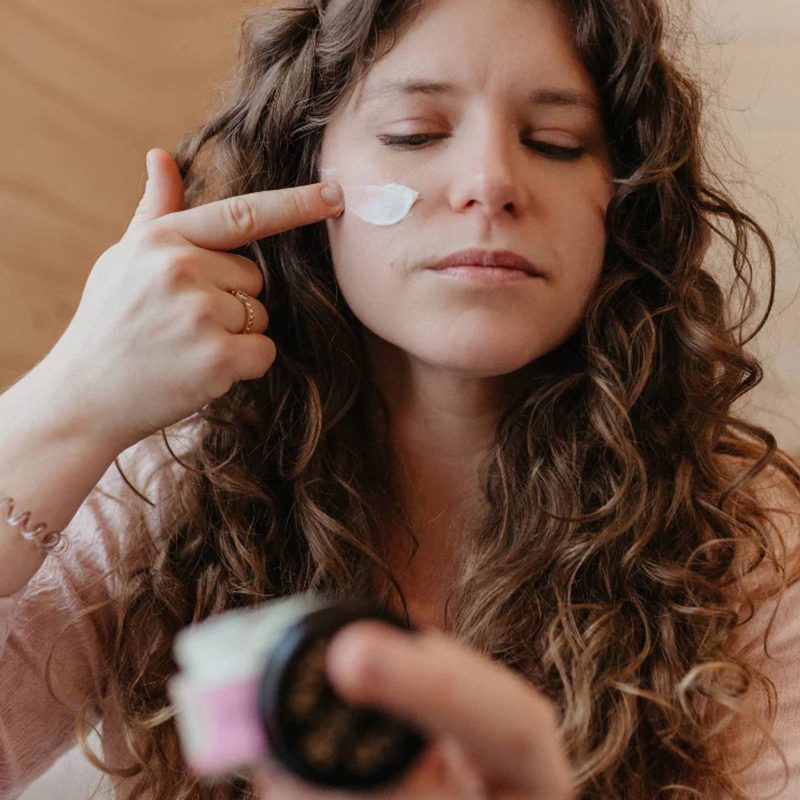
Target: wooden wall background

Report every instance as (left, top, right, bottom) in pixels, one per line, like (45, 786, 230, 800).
(0, 0, 256, 378)
(0, 2, 797, 793)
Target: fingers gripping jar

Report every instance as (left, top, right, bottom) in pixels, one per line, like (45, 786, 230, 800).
(168, 593, 428, 791)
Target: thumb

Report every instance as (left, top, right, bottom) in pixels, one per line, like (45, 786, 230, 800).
(127, 148, 185, 233)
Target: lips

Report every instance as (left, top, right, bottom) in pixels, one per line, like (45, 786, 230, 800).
(426, 249, 542, 277)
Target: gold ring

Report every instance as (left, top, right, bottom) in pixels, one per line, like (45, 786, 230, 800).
(228, 289, 255, 334)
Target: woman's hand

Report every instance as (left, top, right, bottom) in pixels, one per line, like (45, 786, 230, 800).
(40, 148, 345, 455)
(253, 621, 574, 799)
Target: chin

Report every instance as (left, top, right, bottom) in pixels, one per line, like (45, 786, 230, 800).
(417, 338, 550, 378)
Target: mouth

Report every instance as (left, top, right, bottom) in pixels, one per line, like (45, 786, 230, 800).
(425, 249, 543, 277)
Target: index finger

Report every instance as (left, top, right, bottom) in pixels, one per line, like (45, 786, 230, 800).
(325, 621, 574, 798)
(160, 181, 344, 251)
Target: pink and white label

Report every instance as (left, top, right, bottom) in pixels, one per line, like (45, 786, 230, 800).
(172, 675, 270, 776)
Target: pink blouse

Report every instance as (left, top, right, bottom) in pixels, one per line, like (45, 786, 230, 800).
(1, 437, 799, 798)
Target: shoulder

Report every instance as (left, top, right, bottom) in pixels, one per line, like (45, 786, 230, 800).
(715, 455, 800, 696)
(717, 453, 800, 796)
(721, 452, 800, 601)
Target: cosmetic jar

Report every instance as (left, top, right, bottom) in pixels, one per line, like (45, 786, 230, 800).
(169, 592, 427, 791)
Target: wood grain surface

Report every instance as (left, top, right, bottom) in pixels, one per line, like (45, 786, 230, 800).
(0, 0, 256, 384)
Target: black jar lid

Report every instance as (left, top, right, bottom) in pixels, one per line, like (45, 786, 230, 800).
(257, 595, 429, 791)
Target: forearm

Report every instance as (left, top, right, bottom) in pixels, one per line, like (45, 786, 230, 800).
(0, 365, 124, 596)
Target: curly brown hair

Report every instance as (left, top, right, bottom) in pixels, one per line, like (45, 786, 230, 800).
(50, 0, 800, 797)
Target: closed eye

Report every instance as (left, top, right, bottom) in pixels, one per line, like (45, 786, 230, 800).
(377, 133, 585, 161)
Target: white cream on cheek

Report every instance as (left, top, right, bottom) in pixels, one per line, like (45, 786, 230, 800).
(321, 166, 421, 226)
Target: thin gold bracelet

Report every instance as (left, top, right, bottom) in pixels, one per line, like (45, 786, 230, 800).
(0, 497, 68, 554)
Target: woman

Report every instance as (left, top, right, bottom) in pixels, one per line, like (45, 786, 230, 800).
(1, 0, 799, 797)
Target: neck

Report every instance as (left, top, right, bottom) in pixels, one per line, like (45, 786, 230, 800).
(363, 332, 523, 607)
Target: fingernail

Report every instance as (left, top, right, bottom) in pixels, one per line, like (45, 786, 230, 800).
(321, 181, 343, 206)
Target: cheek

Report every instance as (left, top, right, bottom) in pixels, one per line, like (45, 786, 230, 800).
(324, 215, 409, 311)
(325, 215, 388, 277)
(552, 176, 610, 286)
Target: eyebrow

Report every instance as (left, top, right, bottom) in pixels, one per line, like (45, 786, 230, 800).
(355, 79, 600, 114)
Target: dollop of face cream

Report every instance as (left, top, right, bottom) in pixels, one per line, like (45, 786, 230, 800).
(346, 183, 420, 226)
(321, 167, 420, 226)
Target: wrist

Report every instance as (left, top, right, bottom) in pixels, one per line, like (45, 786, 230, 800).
(16, 358, 132, 459)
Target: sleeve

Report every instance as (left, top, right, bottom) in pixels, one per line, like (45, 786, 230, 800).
(725, 576, 800, 796)
(720, 468, 800, 798)
(0, 433, 175, 799)
(0, 593, 25, 657)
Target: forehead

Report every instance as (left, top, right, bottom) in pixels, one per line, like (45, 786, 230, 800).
(349, 0, 598, 116)
(354, 79, 600, 118)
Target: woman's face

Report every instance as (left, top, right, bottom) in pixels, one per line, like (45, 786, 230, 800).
(320, 0, 613, 378)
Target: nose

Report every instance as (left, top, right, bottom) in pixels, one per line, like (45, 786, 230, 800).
(448, 113, 526, 222)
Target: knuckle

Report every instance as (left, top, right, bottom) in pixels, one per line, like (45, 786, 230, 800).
(132, 222, 173, 250)
(206, 374, 235, 400)
(250, 265, 265, 296)
(290, 188, 314, 221)
(257, 337, 277, 373)
(204, 336, 233, 374)
(161, 251, 199, 289)
(234, 254, 265, 296)
(251, 299, 269, 331)
(225, 196, 258, 238)
(186, 293, 216, 326)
